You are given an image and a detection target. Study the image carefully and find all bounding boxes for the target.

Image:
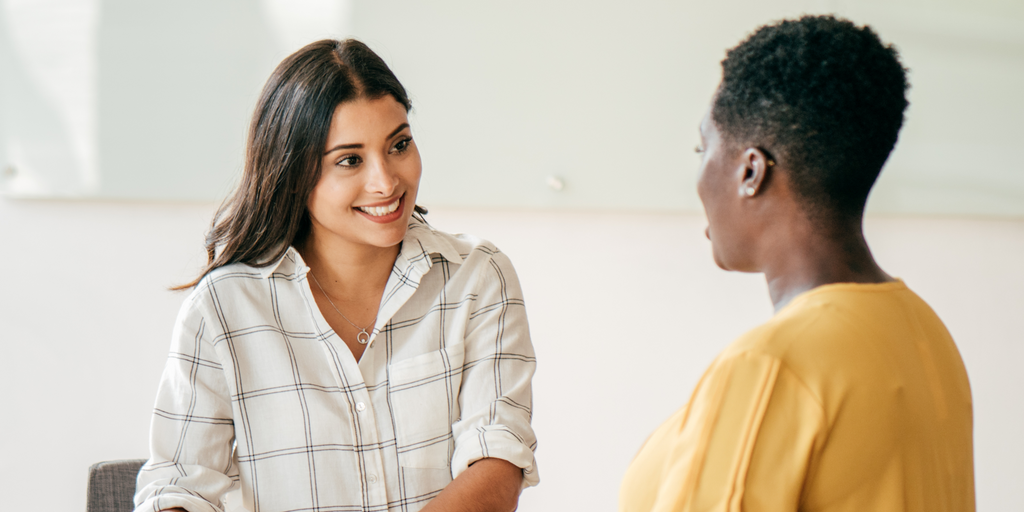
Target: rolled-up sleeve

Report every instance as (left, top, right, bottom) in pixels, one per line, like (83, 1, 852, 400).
(134, 295, 237, 512)
(450, 249, 539, 488)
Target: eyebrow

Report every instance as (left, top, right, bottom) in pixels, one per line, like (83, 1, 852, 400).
(324, 123, 411, 155)
(387, 123, 411, 140)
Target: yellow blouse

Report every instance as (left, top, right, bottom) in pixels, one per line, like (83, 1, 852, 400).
(620, 280, 974, 512)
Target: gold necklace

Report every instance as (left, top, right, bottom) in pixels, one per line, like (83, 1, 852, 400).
(309, 271, 375, 345)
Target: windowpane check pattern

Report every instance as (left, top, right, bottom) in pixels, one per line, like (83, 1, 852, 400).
(135, 218, 539, 512)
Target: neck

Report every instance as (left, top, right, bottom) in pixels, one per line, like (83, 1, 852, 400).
(297, 232, 399, 301)
(761, 216, 892, 312)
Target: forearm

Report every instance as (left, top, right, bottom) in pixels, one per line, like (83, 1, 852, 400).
(421, 458, 523, 512)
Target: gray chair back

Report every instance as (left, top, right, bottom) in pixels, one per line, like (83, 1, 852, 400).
(87, 459, 146, 512)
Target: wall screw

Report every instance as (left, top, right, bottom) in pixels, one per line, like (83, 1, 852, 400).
(546, 175, 565, 192)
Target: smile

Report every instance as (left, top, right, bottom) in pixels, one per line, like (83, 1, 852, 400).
(357, 196, 401, 217)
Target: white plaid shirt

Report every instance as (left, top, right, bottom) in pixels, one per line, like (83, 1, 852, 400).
(135, 218, 538, 512)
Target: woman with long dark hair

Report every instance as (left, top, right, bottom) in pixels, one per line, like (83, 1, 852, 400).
(134, 40, 537, 512)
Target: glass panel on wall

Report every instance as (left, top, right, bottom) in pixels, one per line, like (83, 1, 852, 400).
(2, 0, 1021, 216)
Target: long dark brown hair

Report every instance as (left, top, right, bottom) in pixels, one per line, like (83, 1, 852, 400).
(176, 39, 420, 290)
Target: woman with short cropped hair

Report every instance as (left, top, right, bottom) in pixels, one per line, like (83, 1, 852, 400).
(620, 16, 974, 512)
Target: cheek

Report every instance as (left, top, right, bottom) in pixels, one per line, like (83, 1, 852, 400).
(696, 166, 738, 263)
(696, 163, 723, 220)
(403, 150, 423, 186)
(305, 185, 325, 219)
(405, 164, 422, 189)
(696, 170, 711, 208)
(306, 177, 356, 220)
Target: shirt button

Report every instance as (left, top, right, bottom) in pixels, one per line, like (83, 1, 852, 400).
(367, 473, 378, 483)
(356, 402, 366, 412)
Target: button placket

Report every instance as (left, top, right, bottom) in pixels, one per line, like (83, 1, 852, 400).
(352, 390, 387, 499)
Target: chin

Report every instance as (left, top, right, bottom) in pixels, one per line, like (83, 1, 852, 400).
(711, 252, 732, 271)
(370, 229, 409, 249)
(710, 244, 746, 272)
(713, 251, 761, 274)
(389, 219, 416, 241)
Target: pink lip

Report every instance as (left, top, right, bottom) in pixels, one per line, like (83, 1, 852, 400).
(353, 194, 405, 224)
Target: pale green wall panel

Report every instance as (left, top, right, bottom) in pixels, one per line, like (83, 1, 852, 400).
(2, 0, 1021, 216)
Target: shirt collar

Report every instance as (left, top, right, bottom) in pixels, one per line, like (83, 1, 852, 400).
(256, 246, 303, 279)
(255, 216, 463, 280)
(397, 216, 464, 271)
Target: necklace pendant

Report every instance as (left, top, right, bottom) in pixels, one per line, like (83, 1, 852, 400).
(357, 329, 370, 345)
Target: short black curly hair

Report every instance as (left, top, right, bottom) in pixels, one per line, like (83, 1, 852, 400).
(713, 15, 909, 221)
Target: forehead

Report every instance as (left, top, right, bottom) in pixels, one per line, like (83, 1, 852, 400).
(699, 109, 720, 141)
(328, 96, 408, 135)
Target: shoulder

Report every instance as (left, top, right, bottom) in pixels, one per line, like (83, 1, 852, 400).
(728, 282, 905, 360)
(405, 219, 524, 299)
(183, 248, 306, 317)
(720, 281, 943, 397)
(406, 218, 514, 269)
(196, 262, 266, 293)
(198, 248, 304, 289)
(709, 294, 859, 400)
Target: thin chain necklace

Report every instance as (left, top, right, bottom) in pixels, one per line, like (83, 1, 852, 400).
(309, 271, 375, 345)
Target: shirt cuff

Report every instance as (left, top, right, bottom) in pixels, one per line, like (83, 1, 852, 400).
(451, 425, 540, 489)
(134, 493, 222, 512)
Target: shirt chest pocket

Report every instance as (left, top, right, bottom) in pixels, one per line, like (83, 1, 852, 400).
(388, 343, 465, 469)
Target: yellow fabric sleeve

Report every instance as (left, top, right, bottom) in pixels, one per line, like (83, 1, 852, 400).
(649, 350, 826, 512)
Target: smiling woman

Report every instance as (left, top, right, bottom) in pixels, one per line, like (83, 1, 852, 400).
(300, 97, 422, 362)
(135, 39, 538, 512)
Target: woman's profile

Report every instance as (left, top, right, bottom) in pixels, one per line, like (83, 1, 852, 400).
(135, 39, 538, 512)
(619, 16, 974, 512)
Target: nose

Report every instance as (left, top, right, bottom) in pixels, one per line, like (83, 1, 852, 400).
(364, 157, 399, 196)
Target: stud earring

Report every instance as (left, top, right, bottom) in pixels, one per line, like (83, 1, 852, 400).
(745, 186, 756, 196)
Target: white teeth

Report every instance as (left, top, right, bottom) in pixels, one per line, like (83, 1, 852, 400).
(359, 198, 400, 217)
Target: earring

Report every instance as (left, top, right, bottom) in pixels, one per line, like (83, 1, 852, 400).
(745, 186, 756, 196)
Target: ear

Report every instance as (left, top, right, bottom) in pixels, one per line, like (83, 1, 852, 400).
(736, 147, 774, 198)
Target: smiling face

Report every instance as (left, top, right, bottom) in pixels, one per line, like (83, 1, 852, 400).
(696, 110, 759, 272)
(305, 95, 422, 254)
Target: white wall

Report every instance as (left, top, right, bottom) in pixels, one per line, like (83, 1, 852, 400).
(1, 199, 1021, 510)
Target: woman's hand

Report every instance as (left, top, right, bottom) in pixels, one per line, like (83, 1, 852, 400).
(420, 458, 523, 512)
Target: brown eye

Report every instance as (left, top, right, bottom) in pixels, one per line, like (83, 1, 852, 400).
(392, 137, 411, 153)
(336, 155, 361, 167)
